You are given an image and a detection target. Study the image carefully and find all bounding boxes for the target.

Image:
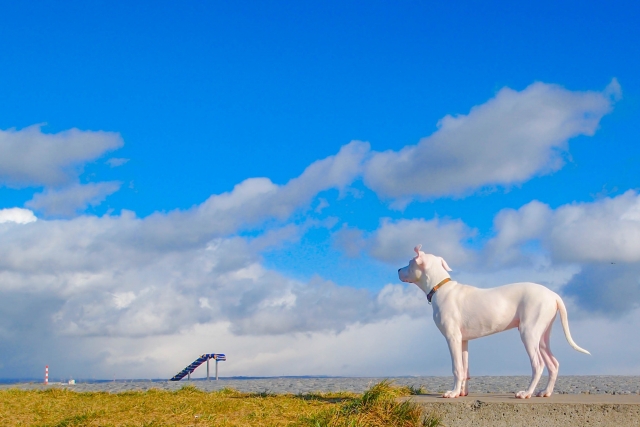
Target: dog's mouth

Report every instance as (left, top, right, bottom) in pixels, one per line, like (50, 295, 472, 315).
(398, 267, 412, 283)
(398, 268, 406, 282)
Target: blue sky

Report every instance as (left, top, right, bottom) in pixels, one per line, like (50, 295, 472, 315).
(0, 1, 639, 380)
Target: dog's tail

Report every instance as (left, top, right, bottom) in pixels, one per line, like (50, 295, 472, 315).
(557, 297, 591, 355)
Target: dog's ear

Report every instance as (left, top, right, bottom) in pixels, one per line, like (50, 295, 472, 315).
(415, 255, 424, 265)
(440, 257, 453, 272)
(414, 244, 422, 255)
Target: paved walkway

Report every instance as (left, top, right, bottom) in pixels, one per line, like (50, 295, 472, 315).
(406, 392, 640, 404)
(406, 393, 640, 427)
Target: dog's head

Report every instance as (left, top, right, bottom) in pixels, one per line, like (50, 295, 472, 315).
(398, 244, 452, 293)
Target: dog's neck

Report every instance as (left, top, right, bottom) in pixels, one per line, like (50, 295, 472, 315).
(427, 278, 451, 303)
(417, 268, 452, 297)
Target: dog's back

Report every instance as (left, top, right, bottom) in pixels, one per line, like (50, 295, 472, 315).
(432, 281, 559, 341)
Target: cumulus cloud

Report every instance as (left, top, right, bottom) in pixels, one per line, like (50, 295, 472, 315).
(485, 200, 554, 267)
(0, 80, 631, 380)
(487, 191, 640, 315)
(563, 263, 640, 315)
(130, 140, 370, 248)
(363, 80, 620, 200)
(333, 218, 474, 266)
(0, 141, 399, 348)
(370, 218, 475, 265)
(0, 315, 444, 380)
(489, 190, 640, 265)
(7, 304, 630, 380)
(0, 124, 123, 188)
(0, 211, 426, 348)
(548, 191, 640, 263)
(0, 208, 37, 224)
(227, 275, 415, 336)
(25, 182, 122, 217)
(196, 140, 369, 223)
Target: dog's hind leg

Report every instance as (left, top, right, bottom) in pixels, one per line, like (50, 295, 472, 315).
(537, 318, 559, 397)
(516, 327, 546, 399)
(461, 340, 469, 396)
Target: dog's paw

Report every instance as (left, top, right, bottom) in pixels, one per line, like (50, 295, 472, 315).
(515, 391, 532, 399)
(536, 390, 552, 397)
(443, 390, 460, 398)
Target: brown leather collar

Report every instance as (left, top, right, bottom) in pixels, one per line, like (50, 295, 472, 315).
(427, 278, 451, 304)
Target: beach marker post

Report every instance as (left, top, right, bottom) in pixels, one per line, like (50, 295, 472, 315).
(44, 366, 48, 385)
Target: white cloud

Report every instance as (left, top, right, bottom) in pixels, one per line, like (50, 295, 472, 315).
(112, 291, 137, 309)
(485, 200, 553, 267)
(1, 316, 443, 380)
(376, 283, 428, 315)
(334, 217, 474, 266)
(0, 124, 123, 188)
(363, 80, 619, 200)
(8, 306, 637, 380)
(0, 202, 436, 380)
(0, 140, 409, 348)
(0, 79, 634, 380)
(489, 190, 640, 265)
(563, 263, 640, 315)
(25, 182, 121, 217)
(371, 218, 474, 265)
(195, 140, 369, 225)
(453, 263, 581, 294)
(129, 141, 369, 246)
(0, 208, 37, 224)
(549, 191, 640, 263)
(486, 191, 640, 315)
(0, 205, 429, 344)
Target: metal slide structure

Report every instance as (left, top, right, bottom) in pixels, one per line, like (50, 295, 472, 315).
(170, 353, 226, 381)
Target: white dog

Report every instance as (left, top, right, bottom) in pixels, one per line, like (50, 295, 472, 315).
(398, 245, 590, 399)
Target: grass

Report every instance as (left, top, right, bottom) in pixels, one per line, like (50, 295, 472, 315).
(0, 381, 442, 427)
(302, 380, 439, 427)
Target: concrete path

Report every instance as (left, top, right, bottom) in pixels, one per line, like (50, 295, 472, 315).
(406, 392, 640, 404)
(405, 393, 640, 427)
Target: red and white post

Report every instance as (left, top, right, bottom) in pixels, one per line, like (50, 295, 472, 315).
(44, 365, 49, 385)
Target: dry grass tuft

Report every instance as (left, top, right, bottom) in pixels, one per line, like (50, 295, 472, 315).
(0, 381, 441, 427)
(300, 380, 441, 427)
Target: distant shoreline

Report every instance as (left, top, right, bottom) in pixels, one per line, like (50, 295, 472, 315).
(2, 374, 638, 384)
(0, 375, 352, 385)
(2, 375, 639, 395)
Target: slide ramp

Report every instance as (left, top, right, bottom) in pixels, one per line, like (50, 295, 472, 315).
(170, 353, 226, 381)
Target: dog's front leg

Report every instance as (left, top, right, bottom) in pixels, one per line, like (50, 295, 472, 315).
(461, 340, 469, 396)
(443, 334, 464, 398)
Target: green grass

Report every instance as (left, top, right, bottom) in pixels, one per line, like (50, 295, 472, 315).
(0, 381, 441, 427)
